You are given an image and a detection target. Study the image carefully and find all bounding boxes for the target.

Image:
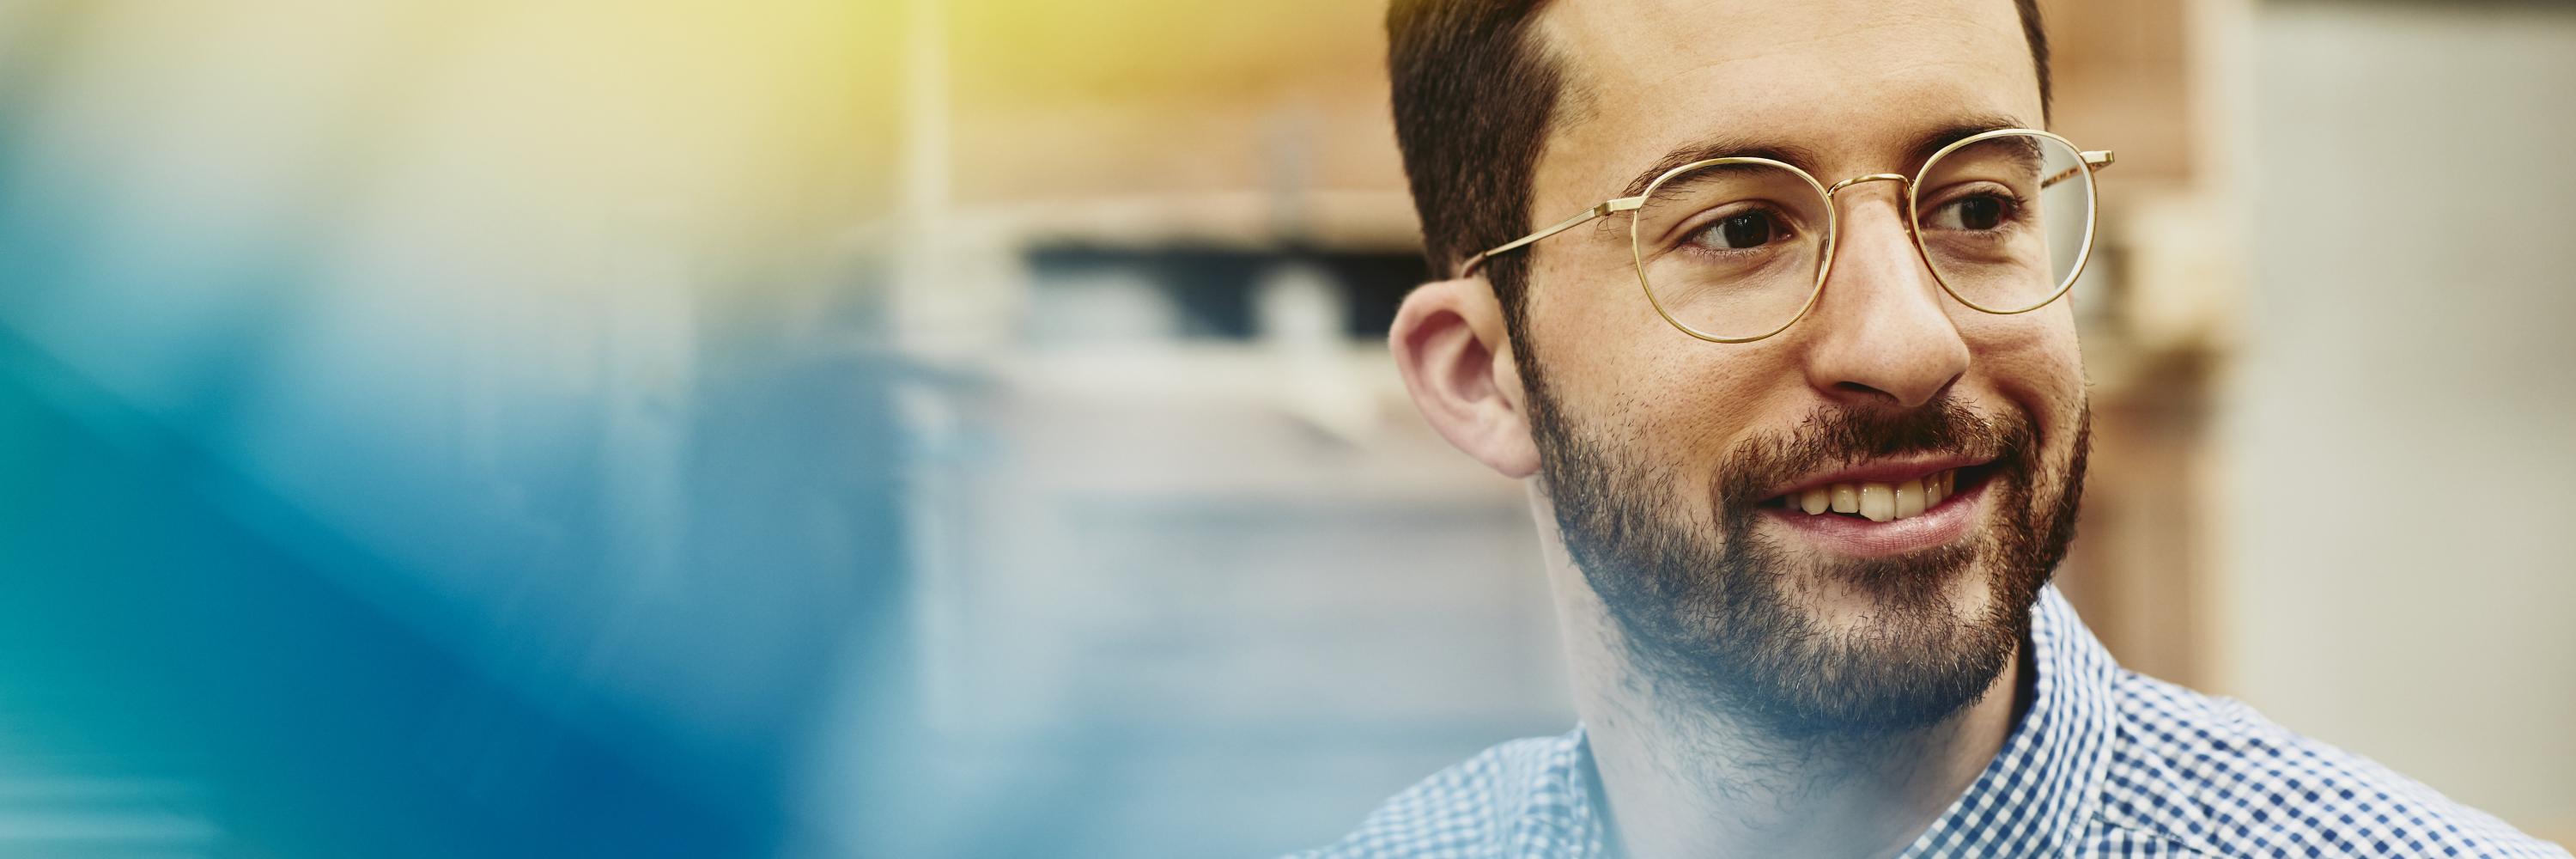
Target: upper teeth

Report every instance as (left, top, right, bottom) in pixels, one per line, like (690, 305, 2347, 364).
(1793, 469, 1959, 522)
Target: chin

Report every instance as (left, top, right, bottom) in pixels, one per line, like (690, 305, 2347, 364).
(1794, 557, 1999, 637)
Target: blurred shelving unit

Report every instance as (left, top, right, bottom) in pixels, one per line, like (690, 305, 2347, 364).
(873, 3, 1572, 857)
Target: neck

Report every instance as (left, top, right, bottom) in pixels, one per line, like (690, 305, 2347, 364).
(1535, 511, 2028, 859)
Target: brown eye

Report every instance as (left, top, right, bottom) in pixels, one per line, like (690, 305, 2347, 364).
(1930, 193, 2014, 231)
(1697, 210, 1784, 250)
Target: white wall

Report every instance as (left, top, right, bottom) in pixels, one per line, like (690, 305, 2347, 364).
(2224, 0, 2576, 839)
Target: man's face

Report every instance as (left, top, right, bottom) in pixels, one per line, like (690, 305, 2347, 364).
(1516, 0, 2090, 738)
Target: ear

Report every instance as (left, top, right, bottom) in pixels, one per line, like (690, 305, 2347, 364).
(1388, 276, 1540, 478)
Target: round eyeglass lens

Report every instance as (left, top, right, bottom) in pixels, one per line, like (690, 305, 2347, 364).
(1630, 159, 1833, 341)
(1913, 131, 2094, 313)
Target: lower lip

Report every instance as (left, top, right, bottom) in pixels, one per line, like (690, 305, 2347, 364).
(1756, 475, 1991, 557)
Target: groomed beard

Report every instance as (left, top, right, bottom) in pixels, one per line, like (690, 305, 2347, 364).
(1527, 369, 2089, 743)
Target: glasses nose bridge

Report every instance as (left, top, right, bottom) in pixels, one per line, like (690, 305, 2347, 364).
(1820, 172, 1917, 239)
(1813, 171, 1938, 314)
(1824, 172, 1911, 201)
(1820, 170, 1922, 253)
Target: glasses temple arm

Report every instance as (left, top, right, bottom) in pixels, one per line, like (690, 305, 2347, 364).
(2039, 149, 2117, 191)
(1457, 198, 1643, 277)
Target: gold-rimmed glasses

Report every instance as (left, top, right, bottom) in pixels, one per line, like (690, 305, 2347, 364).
(1461, 128, 2115, 343)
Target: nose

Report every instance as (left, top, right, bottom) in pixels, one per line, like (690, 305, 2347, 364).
(1795, 180, 1971, 409)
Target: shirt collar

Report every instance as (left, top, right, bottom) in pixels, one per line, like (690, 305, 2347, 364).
(1559, 585, 2121, 859)
(1893, 585, 2120, 858)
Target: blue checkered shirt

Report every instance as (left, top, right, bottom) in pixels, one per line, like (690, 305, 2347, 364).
(1299, 587, 2570, 858)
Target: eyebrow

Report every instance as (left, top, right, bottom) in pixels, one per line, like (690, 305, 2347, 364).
(1615, 114, 2035, 198)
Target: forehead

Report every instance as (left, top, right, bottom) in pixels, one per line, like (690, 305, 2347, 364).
(1533, 0, 2041, 192)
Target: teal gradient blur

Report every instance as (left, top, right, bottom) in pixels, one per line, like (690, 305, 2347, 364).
(0, 3, 912, 856)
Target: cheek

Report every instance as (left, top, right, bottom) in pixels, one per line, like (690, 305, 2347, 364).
(1959, 297, 2080, 376)
(1528, 267, 1790, 432)
(1528, 296, 1811, 515)
(1520, 255, 1669, 409)
(1955, 303, 2087, 436)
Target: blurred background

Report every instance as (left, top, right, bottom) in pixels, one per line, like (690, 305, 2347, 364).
(0, 0, 2567, 856)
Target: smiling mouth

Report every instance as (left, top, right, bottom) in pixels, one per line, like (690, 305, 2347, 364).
(1765, 464, 1996, 523)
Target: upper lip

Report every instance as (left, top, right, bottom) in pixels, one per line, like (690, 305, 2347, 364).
(1760, 454, 1991, 500)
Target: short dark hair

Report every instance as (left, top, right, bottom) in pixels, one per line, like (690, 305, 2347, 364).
(1385, 0, 2052, 335)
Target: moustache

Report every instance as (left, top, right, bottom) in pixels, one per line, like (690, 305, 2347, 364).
(1715, 396, 2032, 515)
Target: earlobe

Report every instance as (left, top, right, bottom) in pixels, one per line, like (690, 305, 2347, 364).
(1388, 277, 1542, 479)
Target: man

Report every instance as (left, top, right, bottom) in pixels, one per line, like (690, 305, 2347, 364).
(1304, 0, 2572, 856)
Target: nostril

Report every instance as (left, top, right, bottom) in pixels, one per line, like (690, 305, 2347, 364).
(1833, 381, 1895, 401)
(1827, 373, 1959, 409)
